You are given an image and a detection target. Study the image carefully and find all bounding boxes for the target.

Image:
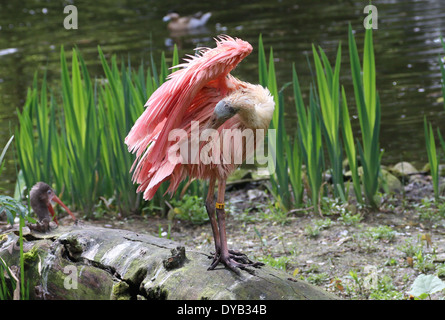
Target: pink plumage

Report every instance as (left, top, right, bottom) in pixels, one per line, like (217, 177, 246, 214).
(126, 36, 275, 273)
(125, 36, 254, 200)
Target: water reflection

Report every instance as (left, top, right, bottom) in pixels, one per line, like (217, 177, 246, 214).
(0, 0, 445, 195)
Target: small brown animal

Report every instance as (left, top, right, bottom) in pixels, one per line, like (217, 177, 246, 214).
(28, 182, 76, 232)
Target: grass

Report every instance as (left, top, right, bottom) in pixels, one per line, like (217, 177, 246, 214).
(15, 45, 210, 218)
(169, 194, 208, 225)
(397, 234, 438, 272)
(422, 35, 445, 204)
(339, 211, 363, 226)
(2, 24, 445, 301)
(424, 118, 440, 202)
(0, 135, 29, 300)
(16, 45, 210, 219)
(312, 43, 345, 201)
(0, 136, 14, 179)
(258, 254, 290, 270)
(293, 68, 324, 212)
(15, 28, 383, 222)
(259, 200, 292, 224)
(417, 200, 445, 222)
(348, 25, 381, 208)
(345, 270, 403, 300)
(259, 35, 299, 211)
(246, 201, 445, 300)
(304, 218, 333, 237)
(365, 225, 396, 242)
(0, 211, 29, 300)
(262, 25, 381, 214)
(341, 86, 362, 205)
(306, 272, 330, 285)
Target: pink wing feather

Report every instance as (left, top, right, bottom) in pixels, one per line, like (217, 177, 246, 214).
(125, 36, 253, 200)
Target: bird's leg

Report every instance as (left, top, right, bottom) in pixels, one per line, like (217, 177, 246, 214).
(205, 176, 221, 264)
(205, 177, 248, 266)
(208, 179, 264, 273)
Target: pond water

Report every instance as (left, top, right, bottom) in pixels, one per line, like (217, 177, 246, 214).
(1, 0, 445, 195)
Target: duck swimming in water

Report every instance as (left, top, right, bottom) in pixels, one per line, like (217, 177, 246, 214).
(162, 11, 211, 31)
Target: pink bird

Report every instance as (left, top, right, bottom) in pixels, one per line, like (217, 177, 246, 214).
(125, 36, 275, 273)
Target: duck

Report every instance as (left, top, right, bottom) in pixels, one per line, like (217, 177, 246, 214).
(28, 182, 77, 232)
(162, 11, 212, 31)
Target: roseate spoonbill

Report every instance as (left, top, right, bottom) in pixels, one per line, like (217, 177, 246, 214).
(163, 11, 212, 31)
(28, 182, 76, 232)
(125, 36, 275, 273)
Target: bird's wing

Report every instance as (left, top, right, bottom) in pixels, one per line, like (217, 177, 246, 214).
(125, 36, 253, 200)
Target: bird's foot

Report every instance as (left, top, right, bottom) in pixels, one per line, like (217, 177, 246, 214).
(27, 219, 52, 233)
(208, 249, 264, 274)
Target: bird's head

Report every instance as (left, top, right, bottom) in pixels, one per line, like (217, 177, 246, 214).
(208, 84, 274, 130)
(30, 182, 76, 221)
(208, 99, 239, 129)
(30, 182, 57, 207)
(163, 11, 179, 22)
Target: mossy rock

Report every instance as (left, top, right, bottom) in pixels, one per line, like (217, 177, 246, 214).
(0, 225, 338, 300)
(342, 157, 362, 172)
(380, 169, 403, 194)
(344, 167, 403, 194)
(390, 162, 418, 180)
(422, 163, 445, 176)
(227, 168, 252, 182)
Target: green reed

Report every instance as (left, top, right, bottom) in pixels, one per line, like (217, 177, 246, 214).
(0, 134, 29, 300)
(16, 46, 181, 217)
(259, 35, 303, 210)
(341, 86, 362, 203)
(424, 118, 440, 202)
(0, 136, 14, 177)
(312, 43, 346, 201)
(422, 34, 445, 203)
(348, 25, 381, 208)
(292, 67, 325, 211)
(262, 26, 381, 211)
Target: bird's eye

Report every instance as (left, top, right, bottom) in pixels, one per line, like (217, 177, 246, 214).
(47, 190, 52, 195)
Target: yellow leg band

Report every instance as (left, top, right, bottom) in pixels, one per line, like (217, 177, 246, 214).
(216, 202, 225, 209)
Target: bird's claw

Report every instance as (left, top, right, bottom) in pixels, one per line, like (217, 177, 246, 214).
(27, 219, 52, 233)
(208, 249, 264, 273)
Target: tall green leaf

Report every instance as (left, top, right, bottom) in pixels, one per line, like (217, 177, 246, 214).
(424, 117, 439, 202)
(348, 24, 380, 208)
